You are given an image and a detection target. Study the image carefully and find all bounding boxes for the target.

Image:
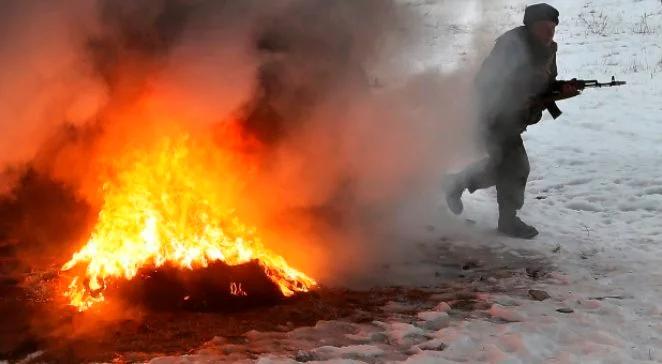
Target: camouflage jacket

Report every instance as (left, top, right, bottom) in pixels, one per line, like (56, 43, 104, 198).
(475, 26, 558, 137)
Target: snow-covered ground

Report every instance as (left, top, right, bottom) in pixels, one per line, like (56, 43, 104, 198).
(148, 1, 662, 363)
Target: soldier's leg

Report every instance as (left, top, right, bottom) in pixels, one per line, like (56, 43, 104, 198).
(463, 157, 498, 193)
(495, 136, 537, 238)
(495, 136, 529, 213)
(445, 151, 499, 215)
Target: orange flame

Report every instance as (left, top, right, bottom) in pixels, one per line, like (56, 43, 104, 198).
(61, 135, 316, 311)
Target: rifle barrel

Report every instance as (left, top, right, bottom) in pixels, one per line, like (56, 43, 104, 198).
(581, 79, 626, 88)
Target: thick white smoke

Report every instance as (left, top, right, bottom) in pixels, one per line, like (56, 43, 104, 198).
(0, 0, 485, 286)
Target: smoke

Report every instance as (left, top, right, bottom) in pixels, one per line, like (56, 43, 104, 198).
(229, 1, 478, 284)
(0, 1, 104, 175)
(0, 0, 483, 288)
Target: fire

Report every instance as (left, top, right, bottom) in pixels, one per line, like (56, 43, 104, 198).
(61, 134, 316, 311)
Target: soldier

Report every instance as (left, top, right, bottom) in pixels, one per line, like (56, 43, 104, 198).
(445, 3, 580, 239)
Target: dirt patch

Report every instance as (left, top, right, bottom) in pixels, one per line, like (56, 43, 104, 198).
(0, 264, 437, 363)
(1, 235, 554, 363)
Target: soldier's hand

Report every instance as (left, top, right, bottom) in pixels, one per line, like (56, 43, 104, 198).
(560, 83, 581, 98)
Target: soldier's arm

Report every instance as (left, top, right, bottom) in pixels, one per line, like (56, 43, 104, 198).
(544, 52, 563, 118)
(551, 50, 558, 81)
(537, 49, 581, 118)
(475, 36, 530, 114)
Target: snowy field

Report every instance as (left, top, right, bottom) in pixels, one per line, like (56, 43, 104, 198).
(142, 0, 662, 363)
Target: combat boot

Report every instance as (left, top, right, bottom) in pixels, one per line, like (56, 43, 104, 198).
(498, 213, 538, 239)
(444, 173, 466, 215)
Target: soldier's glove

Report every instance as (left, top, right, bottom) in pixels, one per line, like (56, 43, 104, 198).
(559, 81, 581, 99)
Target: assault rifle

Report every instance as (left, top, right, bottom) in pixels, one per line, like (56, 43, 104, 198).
(538, 76, 627, 119)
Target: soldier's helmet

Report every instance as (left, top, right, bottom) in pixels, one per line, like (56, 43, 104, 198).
(523, 3, 559, 26)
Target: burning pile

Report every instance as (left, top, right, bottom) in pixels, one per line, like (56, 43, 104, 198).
(61, 135, 316, 311)
(2, 0, 437, 315)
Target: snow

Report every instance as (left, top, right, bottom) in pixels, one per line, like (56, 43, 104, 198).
(149, 0, 662, 363)
(416, 310, 450, 330)
(488, 303, 528, 322)
(432, 302, 452, 313)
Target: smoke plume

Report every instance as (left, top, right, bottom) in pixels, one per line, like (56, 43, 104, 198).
(0, 0, 480, 286)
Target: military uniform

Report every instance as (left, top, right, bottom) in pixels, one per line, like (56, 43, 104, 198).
(446, 4, 561, 238)
(468, 26, 557, 212)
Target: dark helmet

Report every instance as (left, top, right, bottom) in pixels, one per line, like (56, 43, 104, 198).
(523, 3, 559, 26)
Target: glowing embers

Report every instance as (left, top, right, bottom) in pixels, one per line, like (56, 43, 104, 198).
(61, 136, 315, 311)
